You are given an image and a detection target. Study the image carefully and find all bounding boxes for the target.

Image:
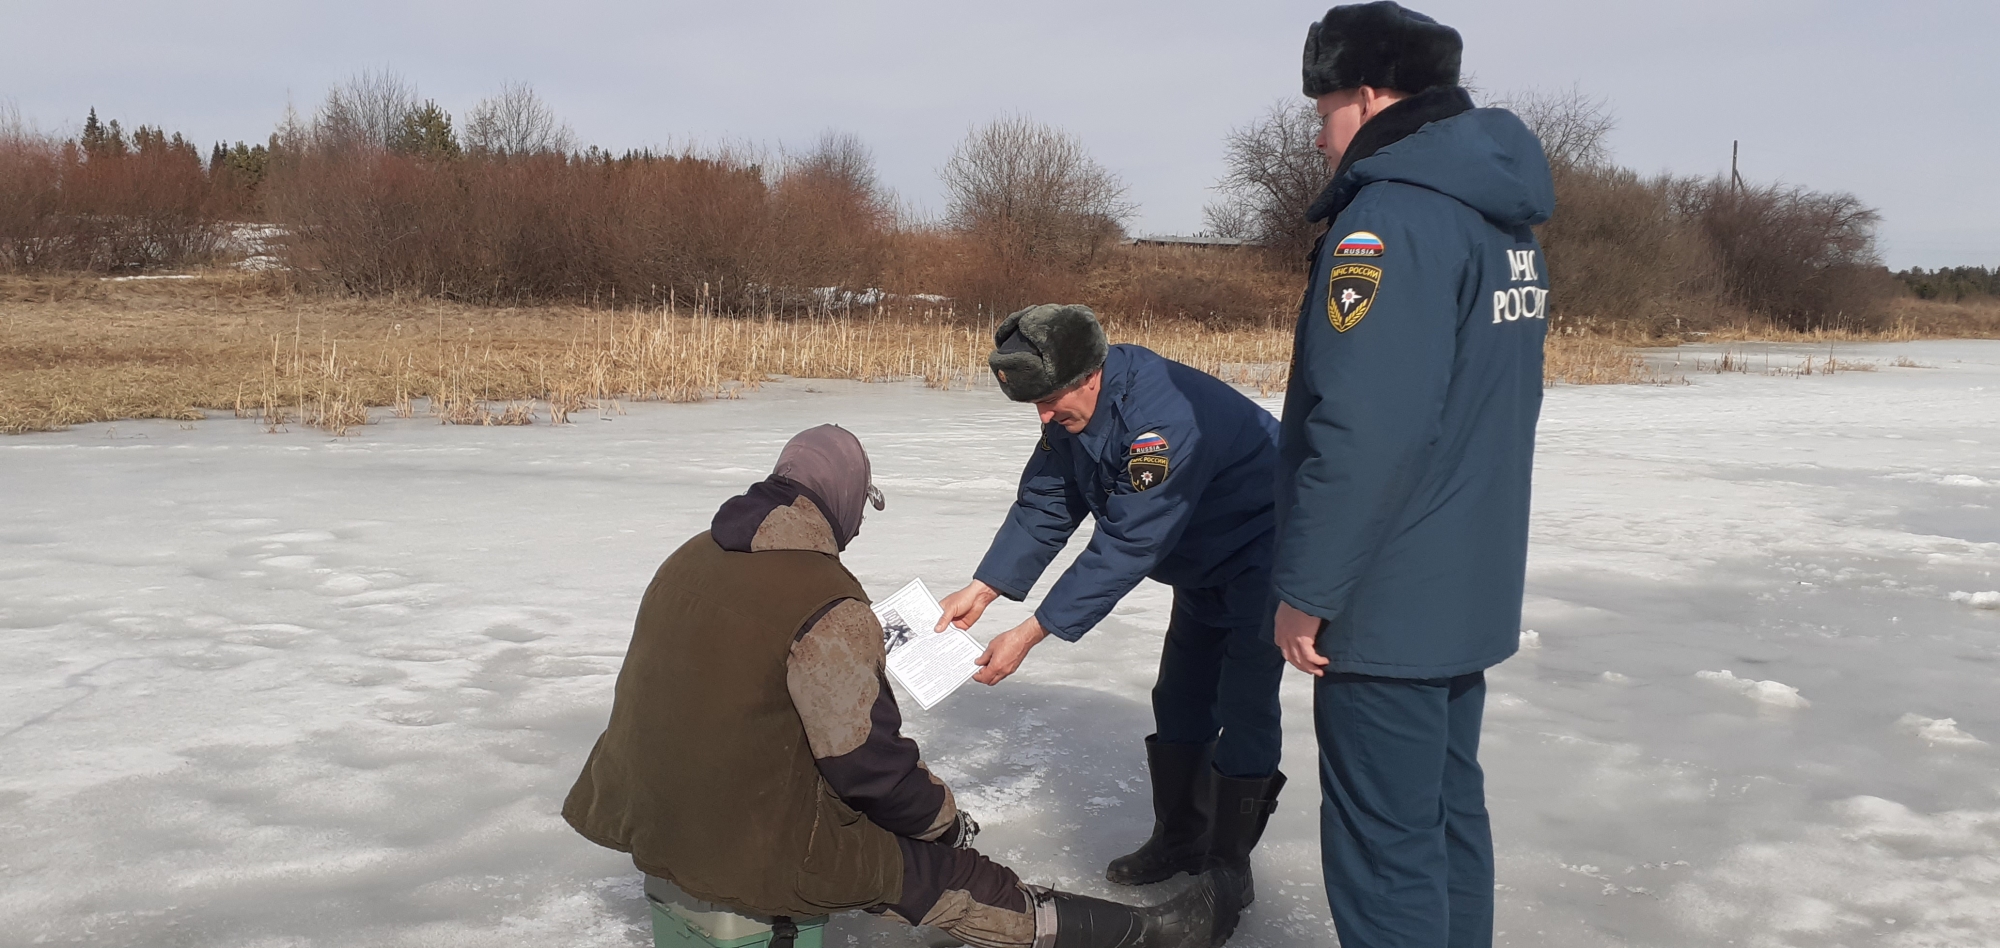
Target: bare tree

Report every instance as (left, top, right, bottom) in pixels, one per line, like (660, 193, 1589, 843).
(771, 130, 893, 289)
(785, 130, 886, 212)
(464, 82, 575, 157)
(1501, 86, 1615, 172)
(941, 115, 1135, 269)
(1672, 177, 1887, 326)
(1204, 101, 1329, 266)
(315, 70, 419, 152)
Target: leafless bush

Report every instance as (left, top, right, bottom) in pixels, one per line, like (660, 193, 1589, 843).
(939, 116, 1133, 315)
(0, 107, 226, 273)
(1504, 86, 1615, 172)
(1507, 86, 1889, 334)
(1672, 178, 1892, 330)
(1505, 88, 1722, 335)
(771, 131, 893, 293)
(942, 115, 1133, 269)
(1204, 101, 1328, 268)
(264, 137, 890, 305)
(1536, 167, 1724, 335)
(1091, 242, 1298, 329)
(464, 82, 575, 157)
(314, 70, 419, 152)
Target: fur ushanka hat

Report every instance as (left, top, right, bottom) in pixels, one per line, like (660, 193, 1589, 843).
(1303, 1, 1462, 97)
(988, 304, 1108, 403)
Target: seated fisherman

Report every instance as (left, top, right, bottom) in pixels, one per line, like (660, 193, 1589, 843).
(562, 425, 1229, 948)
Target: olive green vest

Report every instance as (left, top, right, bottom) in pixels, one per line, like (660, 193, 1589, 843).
(562, 532, 903, 916)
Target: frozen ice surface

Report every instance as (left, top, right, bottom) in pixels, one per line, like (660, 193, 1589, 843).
(3, 340, 1998, 947)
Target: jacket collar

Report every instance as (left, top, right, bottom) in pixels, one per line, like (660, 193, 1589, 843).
(1307, 85, 1475, 224)
(1076, 346, 1132, 459)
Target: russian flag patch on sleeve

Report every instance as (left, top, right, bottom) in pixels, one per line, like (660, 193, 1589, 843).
(1129, 432, 1169, 455)
(1334, 231, 1384, 257)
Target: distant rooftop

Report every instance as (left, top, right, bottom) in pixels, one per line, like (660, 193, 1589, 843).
(1123, 234, 1249, 248)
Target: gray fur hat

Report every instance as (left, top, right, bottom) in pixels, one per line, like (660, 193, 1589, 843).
(1303, 2, 1462, 97)
(988, 304, 1108, 403)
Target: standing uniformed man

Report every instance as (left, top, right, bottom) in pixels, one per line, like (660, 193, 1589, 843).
(1272, 4, 1554, 947)
(934, 304, 1285, 938)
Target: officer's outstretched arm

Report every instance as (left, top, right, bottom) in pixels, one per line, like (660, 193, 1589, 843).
(1274, 209, 1457, 619)
(971, 433, 1087, 604)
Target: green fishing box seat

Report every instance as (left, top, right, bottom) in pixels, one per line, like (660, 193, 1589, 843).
(645, 875, 828, 948)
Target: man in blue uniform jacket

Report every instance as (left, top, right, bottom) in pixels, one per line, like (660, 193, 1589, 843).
(1271, 4, 1554, 947)
(935, 303, 1285, 936)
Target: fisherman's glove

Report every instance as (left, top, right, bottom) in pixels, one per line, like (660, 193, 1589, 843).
(940, 812, 981, 850)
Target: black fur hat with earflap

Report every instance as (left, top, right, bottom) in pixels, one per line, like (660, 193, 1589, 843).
(988, 304, 1108, 403)
(1303, 1, 1462, 97)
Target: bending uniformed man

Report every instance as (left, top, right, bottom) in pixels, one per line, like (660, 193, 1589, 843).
(1273, 5, 1554, 947)
(935, 305, 1286, 935)
(563, 425, 1222, 948)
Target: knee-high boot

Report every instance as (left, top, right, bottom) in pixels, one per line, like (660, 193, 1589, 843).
(1205, 769, 1285, 943)
(1104, 737, 1216, 886)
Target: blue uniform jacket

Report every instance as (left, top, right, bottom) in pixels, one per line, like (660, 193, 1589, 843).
(1276, 107, 1555, 679)
(975, 345, 1280, 641)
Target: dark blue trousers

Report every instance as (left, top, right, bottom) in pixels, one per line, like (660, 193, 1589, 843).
(1316, 670, 1492, 948)
(1151, 569, 1285, 779)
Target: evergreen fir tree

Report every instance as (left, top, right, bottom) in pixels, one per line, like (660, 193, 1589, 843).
(391, 101, 462, 161)
(81, 108, 105, 157)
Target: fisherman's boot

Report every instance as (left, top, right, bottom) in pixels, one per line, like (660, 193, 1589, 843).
(1034, 869, 1222, 948)
(1105, 737, 1217, 885)
(1205, 769, 1287, 943)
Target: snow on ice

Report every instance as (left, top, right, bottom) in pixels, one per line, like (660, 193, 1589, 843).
(4, 340, 1999, 948)
(1899, 714, 1987, 747)
(1950, 589, 2000, 609)
(1694, 669, 1812, 708)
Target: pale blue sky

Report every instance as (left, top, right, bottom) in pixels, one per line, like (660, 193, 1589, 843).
(3, 0, 1992, 267)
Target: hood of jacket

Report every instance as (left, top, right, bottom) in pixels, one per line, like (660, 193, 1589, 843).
(711, 478, 842, 556)
(1309, 86, 1554, 230)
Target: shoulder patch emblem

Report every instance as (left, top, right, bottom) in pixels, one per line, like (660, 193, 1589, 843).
(1334, 231, 1384, 257)
(1327, 263, 1382, 333)
(1129, 454, 1170, 491)
(1040, 430, 1052, 451)
(1128, 431, 1168, 455)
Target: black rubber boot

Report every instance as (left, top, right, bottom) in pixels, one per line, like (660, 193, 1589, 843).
(1105, 737, 1216, 886)
(1205, 769, 1286, 943)
(1039, 869, 1222, 948)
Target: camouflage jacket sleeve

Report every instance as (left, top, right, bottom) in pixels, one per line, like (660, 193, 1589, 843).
(785, 598, 959, 841)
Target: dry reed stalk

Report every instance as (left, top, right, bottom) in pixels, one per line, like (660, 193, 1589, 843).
(4, 274, 1749, 435)
(1543, 334, 1679, 386)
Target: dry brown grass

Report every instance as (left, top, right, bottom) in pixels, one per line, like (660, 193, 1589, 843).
(1638, 297, 2000, 345)
(2, 272, 1797, 435)
(1543, 333, 1679, 385)
(0, 272, 1307, 434)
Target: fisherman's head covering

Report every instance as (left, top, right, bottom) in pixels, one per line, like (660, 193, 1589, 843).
(1303, 2, 1462, 97)
(988, 304, 1109, 403)
(770, 424, 884, 548)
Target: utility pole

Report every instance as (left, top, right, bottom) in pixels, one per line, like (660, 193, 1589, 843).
(1731, 140, 1745, 194)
